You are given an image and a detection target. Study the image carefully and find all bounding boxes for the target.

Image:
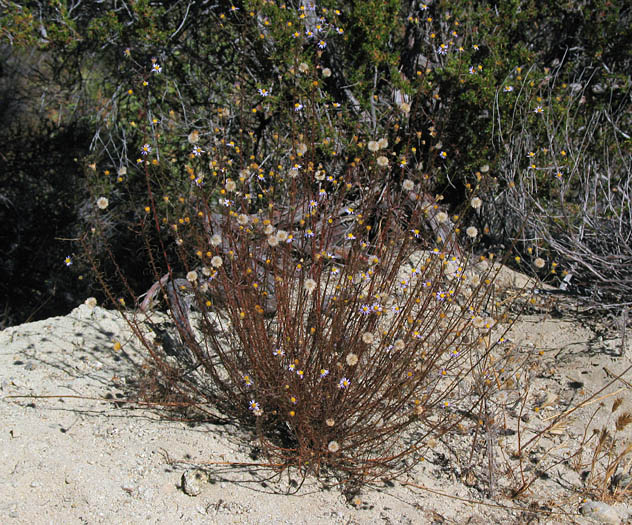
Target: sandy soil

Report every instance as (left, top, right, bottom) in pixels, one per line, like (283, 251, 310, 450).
(1, 298, 631, 524)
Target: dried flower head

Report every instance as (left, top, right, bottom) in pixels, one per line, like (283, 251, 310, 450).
(534, 257, 545, 269)
(377, 156, 389, 167)
(346, 353, 359, 366)
(400, 102, 411, 114)
(466, 226, 478, 238)
(436, 211, 448, 224)
(267, 235, 279, 247)
(325, 418, 335, 427)
(328, 440, 340, 453)
(402, 179, 415, 191)
(186, 271, 198, 282)
(378, 137, 388, 149)
(616, 412, 632, 431)
(362, 332, 375, 345)
(97, 197, 109, 210)
(264, 224, 275, 235)
(187, 130, 200, 144)
(394, 339, 405, 351)
(471, 197, 482, 210)
(276, 230, 289, 242)
(225, 179, 237, 192)
(322, 67, 332, 78)
(210, 234, 222, 247)
(298, 62, 309, 73)
(211, 255, 223, 268)
(304, 278, 317, 293)
(84, 297, 97, 309)
(237, 213, 250, 226)
(297, 143, 308, 156)
(367, 140, 379, 152)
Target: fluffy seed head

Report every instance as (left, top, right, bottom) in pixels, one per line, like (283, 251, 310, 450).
(367, 140, 379, 152)
(346, 353, 359, 366)
(466, 226, 478, 238)
(210, 234, 222, 247)
(84, 297, 97, 309)
(237, 213, 250, 226)
(186, 271, 198, 282)
(402, 179, 415, 191)
(211, 255, 223, 268)
(436, 211, 448, 223)
(187, 130, 200, 144)
(376, 156, 389, 167)
(471, 197, 483, 210)
(304, 278, 317, 293)
(362, 332, 375, 345)
(534, 257, 545, 269)
(327, 440, 340, 453)
(225, 179, 236, 192)
(97, 197, 109, 210)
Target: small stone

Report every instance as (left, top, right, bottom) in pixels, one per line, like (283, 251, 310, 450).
(181, 469, 206, 496)
(580, 500, 620, 524)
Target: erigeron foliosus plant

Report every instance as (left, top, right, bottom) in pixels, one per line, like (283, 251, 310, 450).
(80, 10, 543, 488)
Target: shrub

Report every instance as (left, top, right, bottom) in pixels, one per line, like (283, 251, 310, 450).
(86, 148, 528, 487)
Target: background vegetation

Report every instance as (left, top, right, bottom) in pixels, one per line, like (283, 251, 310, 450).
(2, 0, 630, 327)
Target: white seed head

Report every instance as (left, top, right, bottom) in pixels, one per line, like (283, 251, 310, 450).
(466, 226, 478, 238)
(275, 229, 288, 242)
(84, 297, 97, 309)
(187, 130, 200, 144)
(402, 179, 415, 191)
(267, 235, 279, 247)
(367, 140, 379, 152)
(96, 197, 109, 210)
(211, 255, 223, 268)
(362, 332, 375, 345)
(436, 211, 448, 223)
(237, 213, 250, 226)
(322, 67, 332, 78)
(377, 156, 389, 167)
(186, 271, 198, 282)
(346, 353, 359, 366)
(304, 278, 317, 293)
(534, 257, 545, 269)
(327, 440, 340, 453)
(225, 179, 237, 192)
(471, 197, 483, 210)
